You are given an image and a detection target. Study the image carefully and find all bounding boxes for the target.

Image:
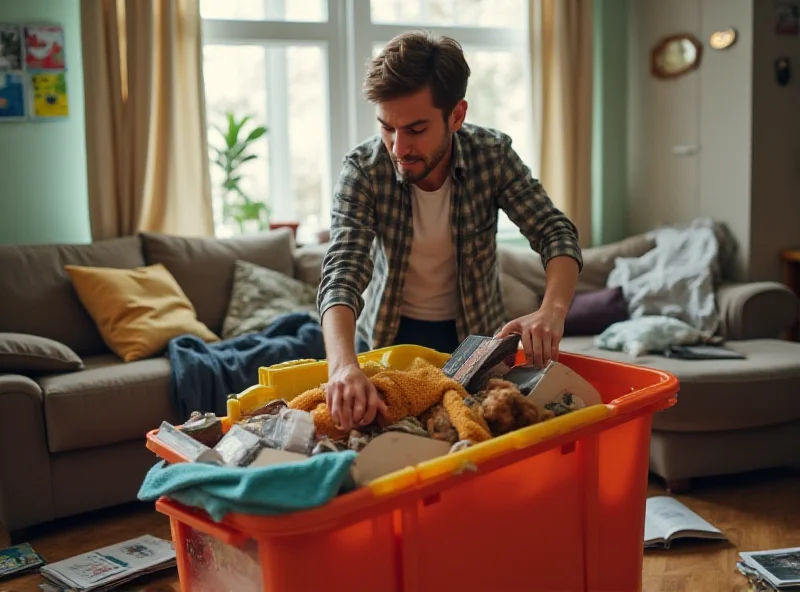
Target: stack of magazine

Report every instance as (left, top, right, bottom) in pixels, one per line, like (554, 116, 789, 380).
(737, 547, 800, 590)
(38, 535, 176, 592)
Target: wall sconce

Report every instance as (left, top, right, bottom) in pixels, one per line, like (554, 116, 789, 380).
(709, 28, 737, 50)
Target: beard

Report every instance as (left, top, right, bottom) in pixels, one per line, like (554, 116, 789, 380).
(391, 130, 452, 185)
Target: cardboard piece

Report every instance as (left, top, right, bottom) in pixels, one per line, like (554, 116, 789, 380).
(521, 361, 603, 416)
(249, 447, 309, 468)
(350, 432, 452, 486)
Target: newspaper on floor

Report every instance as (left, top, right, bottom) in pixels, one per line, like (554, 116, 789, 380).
(37, 534, 175, 592)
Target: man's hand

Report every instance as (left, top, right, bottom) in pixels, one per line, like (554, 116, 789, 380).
(497, 306, 566, 368)
(325, 363, 388, 432)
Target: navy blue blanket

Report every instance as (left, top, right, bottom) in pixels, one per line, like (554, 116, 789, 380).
(168, 313, 326, 421)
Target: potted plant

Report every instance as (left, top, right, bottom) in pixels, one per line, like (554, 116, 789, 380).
(211, 112, 270, 234)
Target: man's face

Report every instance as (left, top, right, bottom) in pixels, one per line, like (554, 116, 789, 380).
(377, 87, 465, 185)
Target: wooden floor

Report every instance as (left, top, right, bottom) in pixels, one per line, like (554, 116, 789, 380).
(2, 468, 799, 592)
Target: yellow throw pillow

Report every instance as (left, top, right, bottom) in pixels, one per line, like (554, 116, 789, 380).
(65, 263, 219, 362)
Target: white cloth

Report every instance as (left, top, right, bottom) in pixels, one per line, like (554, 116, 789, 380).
(606, 217, 736, 335)
(400, 176, 458, 321)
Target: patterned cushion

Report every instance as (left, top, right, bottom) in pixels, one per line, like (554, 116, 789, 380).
(222, 260, 319, 339)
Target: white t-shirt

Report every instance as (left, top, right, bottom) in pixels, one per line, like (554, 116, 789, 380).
(399, 176, 459, 321)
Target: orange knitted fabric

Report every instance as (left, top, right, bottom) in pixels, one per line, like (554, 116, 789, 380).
(442, 390, 492, 443)
(288, 357, 468, 440)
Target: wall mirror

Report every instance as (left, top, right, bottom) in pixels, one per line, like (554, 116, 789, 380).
(651, 34, 703, 79)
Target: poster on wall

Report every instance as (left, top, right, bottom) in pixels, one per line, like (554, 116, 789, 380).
(775, 2, 799, 36)
(0, 71, 27, 120)
(23, 24, 66, 71)
(0, 24, 22, 70)
(30, 72, 68, 119)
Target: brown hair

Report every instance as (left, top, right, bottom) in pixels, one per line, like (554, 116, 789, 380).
(363, 31, 471, 117)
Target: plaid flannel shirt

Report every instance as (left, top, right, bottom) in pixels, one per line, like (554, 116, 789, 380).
(317, 123, 583, 350)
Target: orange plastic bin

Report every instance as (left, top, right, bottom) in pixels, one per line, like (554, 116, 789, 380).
(146, 346, 678, 592)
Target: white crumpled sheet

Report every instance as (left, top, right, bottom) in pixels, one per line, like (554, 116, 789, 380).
(606, 217, 737, 335)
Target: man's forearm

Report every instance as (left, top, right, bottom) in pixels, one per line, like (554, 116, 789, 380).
(539, 256, 580, 317)
(321, 305, 360, 375)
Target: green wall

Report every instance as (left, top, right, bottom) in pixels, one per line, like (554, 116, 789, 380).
(0, 0, 90, 245)
(591, 0, 628, 246)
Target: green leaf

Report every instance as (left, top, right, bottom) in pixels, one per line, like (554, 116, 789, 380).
(236, 154, 258, 165)
(245, 126, 268, 142)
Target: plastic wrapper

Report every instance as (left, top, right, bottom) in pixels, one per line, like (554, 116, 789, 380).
(181, 412, 223, 447)
(213, 425, 265, 466)
(241, 408, 315, 456)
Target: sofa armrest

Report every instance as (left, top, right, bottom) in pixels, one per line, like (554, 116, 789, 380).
(0, 374, 54, 532)
(716, 281, 799, 340)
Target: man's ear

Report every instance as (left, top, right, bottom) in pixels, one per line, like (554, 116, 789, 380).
(449, 99, 468, 132)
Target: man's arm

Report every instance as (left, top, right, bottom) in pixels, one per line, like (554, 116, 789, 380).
(494, 139, 582, 366)
(495, 138, 583, 275)
(539, 255, 580, 317)
(317, 159, 387, 431)
(317, 159, 377, 369)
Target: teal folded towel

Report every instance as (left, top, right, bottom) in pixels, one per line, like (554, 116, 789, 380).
(137, 451, 358, 522)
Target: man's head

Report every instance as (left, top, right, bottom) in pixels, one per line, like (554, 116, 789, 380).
(363, 31, 470, 185)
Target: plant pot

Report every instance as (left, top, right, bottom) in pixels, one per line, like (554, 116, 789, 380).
(269, 221, 300, 238)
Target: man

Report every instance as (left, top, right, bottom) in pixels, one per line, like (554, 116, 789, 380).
(317, 31, 583, 432)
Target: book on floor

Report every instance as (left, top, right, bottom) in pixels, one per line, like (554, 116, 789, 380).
(739, 547, 800, 589)
(644, 495, 726, 549)
(38, 534, 175, 592)
(0, 542, 46, 579)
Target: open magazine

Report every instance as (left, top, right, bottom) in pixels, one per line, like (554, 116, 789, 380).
(644, 496, 725, 549)
(38, 535, 175, 592)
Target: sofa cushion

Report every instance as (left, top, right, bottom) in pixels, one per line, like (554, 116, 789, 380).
(497, 234, 655, 298)
(0, 236, 145, 356)
(65, 263, 219, 361)
(560, 337, 800, 432)
(293, 243, 328, 287)
(501, 272, 540, 319)
(0, 333, 84, 373)
(37, 354, 178, 453)
(564, 287, 628, 336)
(140, 228, 296, 334)
(222, 260, 319, 339)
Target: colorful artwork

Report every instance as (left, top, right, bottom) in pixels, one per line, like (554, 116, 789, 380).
(0, 71, 26, 120)
(24, 24, 66, 70)
(31, 72, 68, 118)
(0, 23, 22, 70)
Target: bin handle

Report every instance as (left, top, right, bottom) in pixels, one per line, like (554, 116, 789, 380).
(156, 497, 248, 547)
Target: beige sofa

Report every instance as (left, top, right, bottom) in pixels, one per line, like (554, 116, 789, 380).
(1, 230, 798, 535)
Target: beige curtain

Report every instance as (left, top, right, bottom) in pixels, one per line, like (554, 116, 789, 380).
(529, 0, 594, 247)
(81, 0, 214, 240)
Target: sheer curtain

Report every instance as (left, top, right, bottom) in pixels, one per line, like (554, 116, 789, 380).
(529, 0, 594, 247)
(81, 0, 214, 240)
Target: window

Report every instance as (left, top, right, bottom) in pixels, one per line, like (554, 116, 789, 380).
(201, 0, 532, 243)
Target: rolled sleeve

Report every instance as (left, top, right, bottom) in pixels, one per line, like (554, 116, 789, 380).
(495, 139, 583, 271)
(317, 160, 377, 320)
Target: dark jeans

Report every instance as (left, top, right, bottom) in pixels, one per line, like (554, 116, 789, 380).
(358, 316, 460, 354)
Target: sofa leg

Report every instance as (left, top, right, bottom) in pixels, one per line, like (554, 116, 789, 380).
(666, 478, 692, 494)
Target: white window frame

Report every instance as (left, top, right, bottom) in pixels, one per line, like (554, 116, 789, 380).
(201, 0, 533, 238)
